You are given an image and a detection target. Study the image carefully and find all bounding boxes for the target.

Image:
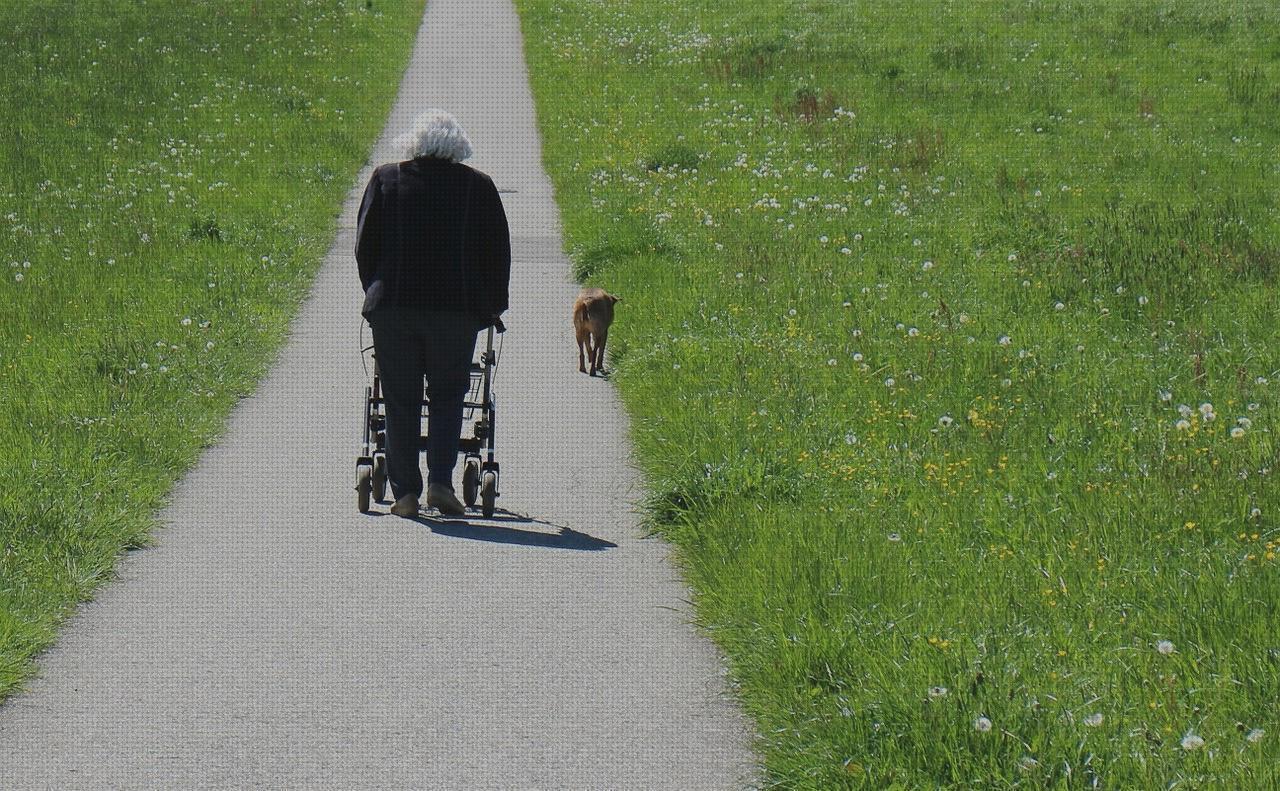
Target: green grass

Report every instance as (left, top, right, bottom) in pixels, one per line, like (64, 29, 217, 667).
(0, 0, 424, 699)
(514, 0, 1280, 786)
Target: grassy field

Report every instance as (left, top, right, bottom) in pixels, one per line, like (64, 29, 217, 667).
(514, 0, 1280, 786)
(0, 0, 424, 699)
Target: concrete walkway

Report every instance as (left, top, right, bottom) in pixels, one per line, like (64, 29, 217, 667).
(0, 1, 758, 787)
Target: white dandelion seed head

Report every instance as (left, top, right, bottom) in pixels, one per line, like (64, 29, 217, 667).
(1008, 253, 1018, 262)
(974, 716, 993, 733)
(827, 358, 837, 366)
(908, 327, 920, 337)
(1246, 728, 1264, 744)
(1203, 411, 1216, 423)
(1159, 389, 1172, 402)
(1084, 712, 1104, 727)
(998, 335, 1012, 346)
(938, 415, 953, 428)
(1175, 419, 1191, 431)
(1157, 640, 1174, 655)
(1198, 402, 1214, 415)
(928, 686, 948, 699)
(1237, 417, 1252, 429)
(840, 247, 852, 255)
(819, 235, 829, 244)
(1178, 404, 1193, 417)
(887, 532, 901, 542)
(1138, 295, 1149, 306)
(853, 233, 863, 241)
(1180, 732, 1205, 751)
(1054, 302, 1065, 311)
(1076, 344, 1085, 352)
(844, 432, 858, 445)
(922, 260, 934, 270)
(181, 317, 192, 326)
(1250, 507, 1261, 519)
(885, 377, 896, 388)
(1231, 427, 1245, 439)
(788, 308, 797, 316)
(1018, 756, 1039, 772)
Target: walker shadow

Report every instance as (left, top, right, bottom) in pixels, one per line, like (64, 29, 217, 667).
(406, 508, 617, 551)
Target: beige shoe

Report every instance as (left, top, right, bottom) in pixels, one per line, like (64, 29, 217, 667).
(426, 483, 465, 516)
(390, 494, 420, 517)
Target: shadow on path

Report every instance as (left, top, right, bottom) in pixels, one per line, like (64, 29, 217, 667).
(386, 508, 617, 551)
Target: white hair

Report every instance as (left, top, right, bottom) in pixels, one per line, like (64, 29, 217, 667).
(398, 109, 473, 163)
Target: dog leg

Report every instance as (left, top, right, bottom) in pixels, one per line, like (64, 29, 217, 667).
(593, 330, 607, 376)
(577, 337, 587, 373)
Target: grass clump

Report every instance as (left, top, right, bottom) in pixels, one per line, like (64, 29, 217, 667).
(516, 0, 1280, 785)
(0, 0, 424, 700)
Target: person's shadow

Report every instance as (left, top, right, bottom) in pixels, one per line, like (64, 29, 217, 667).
(398, 508, 617, 551)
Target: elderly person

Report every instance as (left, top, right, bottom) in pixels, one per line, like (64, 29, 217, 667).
(356, 109, 511, 517)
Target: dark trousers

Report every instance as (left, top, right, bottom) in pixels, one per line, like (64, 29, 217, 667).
(367, 304, 481, 500)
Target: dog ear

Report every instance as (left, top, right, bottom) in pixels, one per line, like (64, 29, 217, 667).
(610, 294, 621, 304)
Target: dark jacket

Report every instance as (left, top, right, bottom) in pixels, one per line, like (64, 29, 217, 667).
(355, 157, 510, 320)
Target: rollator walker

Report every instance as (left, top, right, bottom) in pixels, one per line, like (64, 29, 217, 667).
(356, 318, 505, 516)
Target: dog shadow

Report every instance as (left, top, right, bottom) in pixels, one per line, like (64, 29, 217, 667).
(398, 507, 616, 551)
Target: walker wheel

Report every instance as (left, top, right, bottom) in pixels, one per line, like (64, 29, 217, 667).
(481, 471, 497, 517)
(462, 459, 480, 508)
(372, 455, 387, 502)
(356, 465, 372, 513)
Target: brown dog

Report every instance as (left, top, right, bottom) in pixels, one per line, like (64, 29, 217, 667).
(573, 287, 620, 376)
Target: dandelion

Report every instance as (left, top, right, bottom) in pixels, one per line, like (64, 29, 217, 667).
(1237, 417, 1252, 430)
(998, 335, 1012, 346)
(1157, 640, 1175, 655)
(1180, 732, 1205, 751)
(1159, 389, 1172, 402)
(1076, 344, 1085, 352)
(887, 532, 901, 542)
(853, 233, 863, 241)
(908, 327, 919, 337)
(844, 433, 858, 445)
(1203, 412, 1216, 423)
(885, 377, 896, 388)
(1176, 420, 1191, 431)
(928, 686, 948, 699)
(1231, 427, 1245, 439)
(1198, 402, 1214, 415)
(1018, 756, 1039, 772)
(1178, 404, 1193, 418)
(839, 247, 851, 255)
(205, 341, 214, 350)
(827, 358, 837, 366)
(1084, 713, 1104, 727)
(1054, 302, 1065, 311)
(1250, 508, 1261, 519)
(938, 415, 953, 428)
(922, 260, 933, 271)
(1008, 253, 1018, 262)
(852, 352, 864, 362)
(1246, 728, 1264, 744)
(819, 235, 829, 244)
(181, 317, 192, 326)
(974, 716, 993, 733)
(13, 272, 23, 282)
(1138, 295, 1149, 306)
(788, 308, 797, 316)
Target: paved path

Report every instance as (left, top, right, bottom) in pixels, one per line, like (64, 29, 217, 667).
(0, 1, 758, 787)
